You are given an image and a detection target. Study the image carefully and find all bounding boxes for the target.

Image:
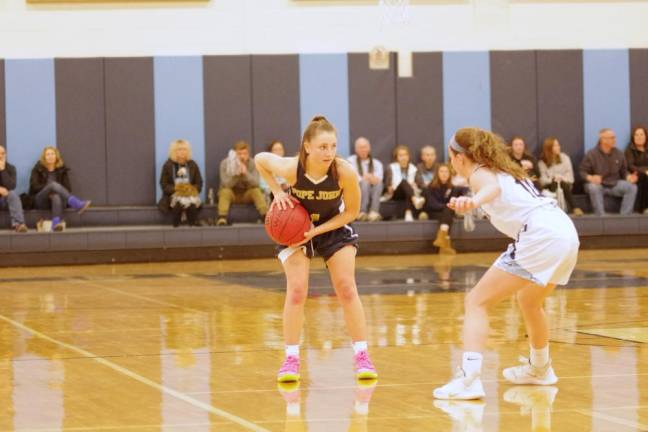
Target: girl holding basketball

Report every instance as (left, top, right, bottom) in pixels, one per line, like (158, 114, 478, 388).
(433, 127, 579, 400)
(254, 116, 377, 383)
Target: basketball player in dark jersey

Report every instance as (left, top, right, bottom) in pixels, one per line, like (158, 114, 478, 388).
(255, 116, 378, 383)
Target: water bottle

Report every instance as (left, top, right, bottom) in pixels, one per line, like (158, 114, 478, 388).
(208, 188, 215, 206)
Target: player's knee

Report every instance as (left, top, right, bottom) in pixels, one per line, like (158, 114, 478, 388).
(286, 281, 308, 305)
(334, 279, 358, 304)
(516, 290, 541, 311)
(464, 291, 488, 311)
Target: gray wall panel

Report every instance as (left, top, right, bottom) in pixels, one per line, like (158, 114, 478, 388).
(630, 49, 648, 129)
(251, 55, 301, 155)
(348, 53, 397, 165)
(396, 52, 444, 161)
(536, 50, 584, 166)
(0, 60, 5, 151)
(490, 50, 538, 153)
(55, 58, 108, 205)
(204, 55, 253, 192)
(104, 57, 156, 205)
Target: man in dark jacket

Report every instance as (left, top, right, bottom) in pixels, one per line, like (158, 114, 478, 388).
(0, 146, 27, 232)
(580, 128, 638, 215)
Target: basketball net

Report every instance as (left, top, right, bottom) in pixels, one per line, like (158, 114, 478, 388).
(371, 0, 412, 77)
(379, 0, 411, 27)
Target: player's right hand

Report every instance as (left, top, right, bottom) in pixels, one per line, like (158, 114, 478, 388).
(448, 196, 476, 213)
(271, 190, 296, 211)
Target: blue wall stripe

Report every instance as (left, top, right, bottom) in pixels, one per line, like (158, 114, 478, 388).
(442, 52, 491, 160)
(4, 59, 57, 195)
(299, 54, 350, 156)
(583, 50, 631, 151)
(153, 56, 206, 201)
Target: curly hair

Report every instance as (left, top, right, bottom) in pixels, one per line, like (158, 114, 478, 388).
(451, 127, 527, 180)
(39, 146, 64, 169)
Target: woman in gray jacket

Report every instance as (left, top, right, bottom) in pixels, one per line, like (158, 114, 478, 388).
(537, 137, 583, 216)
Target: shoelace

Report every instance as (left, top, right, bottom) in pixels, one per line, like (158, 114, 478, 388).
(517, 356, 550, 377)
(355, 351, 374, 370)
(280, 356, 299, 373)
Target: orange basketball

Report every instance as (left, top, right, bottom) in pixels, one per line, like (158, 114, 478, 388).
(265, 202, 312, 246)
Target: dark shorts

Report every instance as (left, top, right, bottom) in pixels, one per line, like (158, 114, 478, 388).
(277, 224, 359, 263)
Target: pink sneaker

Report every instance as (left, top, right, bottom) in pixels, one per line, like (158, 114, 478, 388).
(277, 355, 300, 382)
(354, 351, 378, 380)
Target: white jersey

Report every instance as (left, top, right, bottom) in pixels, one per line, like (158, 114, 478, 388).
(478, 171, 554, 239)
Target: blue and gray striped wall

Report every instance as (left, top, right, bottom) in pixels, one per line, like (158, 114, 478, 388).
(1, 49, 647, 205)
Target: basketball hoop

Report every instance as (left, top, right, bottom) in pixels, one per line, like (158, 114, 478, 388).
(379, 0, 411, 27)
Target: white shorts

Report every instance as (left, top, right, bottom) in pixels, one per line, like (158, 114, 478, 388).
(494, 206, 579, 286)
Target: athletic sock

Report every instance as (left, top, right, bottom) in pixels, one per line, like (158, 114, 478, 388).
(530, 345, 549, 368)
(462, 351, 483, 376)
(352, 341, 368, 354)
(285, 344, 300, 358)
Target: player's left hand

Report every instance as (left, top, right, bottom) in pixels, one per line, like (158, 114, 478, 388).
(448, 196, 476, 213)
(288, 225, 316, 248)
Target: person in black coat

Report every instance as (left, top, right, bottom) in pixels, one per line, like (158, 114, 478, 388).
(625, 126, 648, 213)
(0, 145, 27, 232)
(29, 146, 91, 231)
(419, 164, 468, 254)
(158, 139, 203, 227)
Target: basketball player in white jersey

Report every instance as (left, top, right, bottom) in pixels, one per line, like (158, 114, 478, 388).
(433, 127, 580, 400)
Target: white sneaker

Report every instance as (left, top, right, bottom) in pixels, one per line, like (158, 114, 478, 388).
(502, 356, 558, 385)
(433, 368, 485, 400)
(434, 399, 485, 429)
(404, 210, 414, 222)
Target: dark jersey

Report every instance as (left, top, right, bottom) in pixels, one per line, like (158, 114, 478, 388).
(291, 161, 343, 225)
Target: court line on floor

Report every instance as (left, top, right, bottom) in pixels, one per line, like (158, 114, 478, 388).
(575, 409, 648, 430)
(79, 281, 208, 314)
(0, 313, 269, 432)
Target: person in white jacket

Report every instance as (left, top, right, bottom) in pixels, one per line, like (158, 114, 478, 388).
(383, 145, 424, 221)
(537, 137, 583, 216)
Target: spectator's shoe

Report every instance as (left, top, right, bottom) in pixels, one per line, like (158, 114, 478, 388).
(433, 367, 485, 400)
(379, 193, 393, 203)
(13, 224, 28, 233)
(404, 210, 414, 222)
(503, 356, 558, 385)
(412, 196, 425, 210)
(52, 217, 65, 232)
(216, 217, 228, 226)
(354, 350, 378, 380)
(418, 211, 429, 220)
(367, 211, 382, 222)
(572, 208, 584, 217)
(277, 355, 300, 383)
(357, 212, 368, 222)
(67, 196, 91, 214)
(433, 230, 456, 255)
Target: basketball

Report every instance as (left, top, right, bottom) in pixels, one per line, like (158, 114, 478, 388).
(265, 202, 312, 246)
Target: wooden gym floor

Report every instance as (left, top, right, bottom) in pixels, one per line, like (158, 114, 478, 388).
(0, 249, 647, 431)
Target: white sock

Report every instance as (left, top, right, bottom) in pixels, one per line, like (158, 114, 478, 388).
(530, 345, 549, 368)
(285, 345, 300, 358)
(462, 351, 483, 376)
(352, 341, 368, 354)
(440, 223, 449, 231)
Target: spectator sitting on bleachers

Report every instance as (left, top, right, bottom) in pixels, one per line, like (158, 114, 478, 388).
(418, 163, 468, 254)
(0, 145, 27, 232)
(158, 139, 203, 227)
(384, 145, 424, 222)
(29, 146, 91, 232)
(508, 136, 541, 190)
(580, 128, 638, 216)
(259, 140, 290, 203)
(537, 137, 583, 216)
(217, 140, 267, 226)
(415, 145, 439, 190)
(625, 126, 648, 214)
(348, 137, 383, 222)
